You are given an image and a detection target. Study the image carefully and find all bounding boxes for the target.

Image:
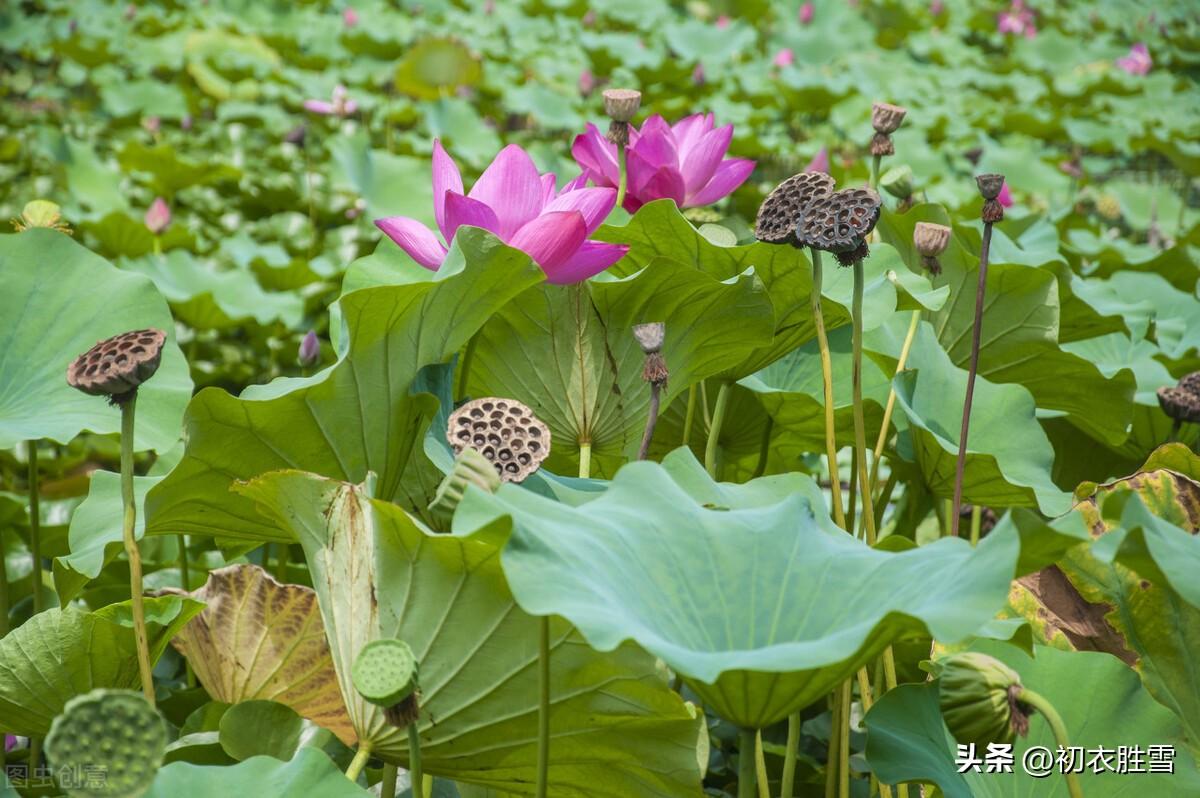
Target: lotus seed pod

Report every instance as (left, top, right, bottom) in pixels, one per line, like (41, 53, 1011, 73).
(67, 329, 167, 405)
(428, 446, 504, 518)
(1095, 193, 1121, 221)
(352, 639, 419, 710)
(46, 688, 166, 798)
(1157, 386, 1200, 424)
(880, 164, 914, 199)
(871, 102, 907, 134)
(975, 173, 1005, 201)
(754, 171, 836, 246)
(937, 653, 1029, 746)
(447, 397, 551, 483)
(602, 88, 641, 123)
(1176, 371, 1200, 397)
(869, 132, 894, 157)
(797, 187, 882, 259)
(914, 222, 952, 276)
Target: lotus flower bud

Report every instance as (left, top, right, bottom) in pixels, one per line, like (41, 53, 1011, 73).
(297, 330, 320, 367)
(352, 639, 420, 728)
(976, 173, 1006, 223)
(428, 446, 503, 518)
(880, 164, 913, 200)
(871, 102, 907, 135)
(937, 653, 1029, 746)
(913, 222, 951, 275)
(602, 88, 641, 123)
(144, 197, 171, 234)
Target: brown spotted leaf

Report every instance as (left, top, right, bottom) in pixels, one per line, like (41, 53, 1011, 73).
(168, 564, 355, 745)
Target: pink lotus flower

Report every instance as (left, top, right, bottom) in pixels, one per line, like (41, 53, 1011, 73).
(997, 0, 1036, 37)
(716, 15, 731, 29)
(1116, 43, 1151, 75)
(805, 147, 830, 174)
(579, 68, 596, 95)
(572, 114, 756, 213)
(343, 7, 359, 27)
(692, 63, 706, 85)
(298, 331, 320, 366)
(773, 48, 795, 67)
(304, 85, 358, 117)
(144, 197, 170, 234)
(997, 181, 1013, 208)
(799, 2, 815, 24)
(930, 0, 944, 15)
(375, 141, 628, 284)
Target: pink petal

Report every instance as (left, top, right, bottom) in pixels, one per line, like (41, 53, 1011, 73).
(627, 151, 687, 209)
(629, 115, 679, 171)
(680, 124, 733, 196)
(546, 241, 629, 284)
(686, 158, 756, 207)
(541, 173, 558, 206)
(804, 147, 830, 174)
(467, 144, 545, 239)
(570, 124, 620, 187)
(508, 211, 588, 273)
(303, 100, 335, 114)
(432, 139, 464, 242)
(374, 217, 448, 270)
(997, 182, 1013, 208)
(443, 191, 502, 241)
(558, 173, 590, 194)
(671, 113, 712, 159)
(542, 187, 618, 235)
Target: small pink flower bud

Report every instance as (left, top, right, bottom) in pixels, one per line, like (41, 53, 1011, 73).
(144, 198, 171, 234)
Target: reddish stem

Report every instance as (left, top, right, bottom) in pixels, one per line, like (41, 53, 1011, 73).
(951, 222, 993, 537)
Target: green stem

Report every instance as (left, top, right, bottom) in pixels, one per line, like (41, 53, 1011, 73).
(867, 311, 920, 500)
(274, 541, 288, 583)
(738, 728, 757, 798)
(851, 260, 877, 545)
(704, 382, 732, 480)
(871, 154, 882, 191)
(1017, 688, 1084, 798)
(456, 333, 478, 403)
(27, 441, 42, 616)
(837, 680, 851, 798)
(969, 505, 982, 546)
(0, 521, 8, 636)
(682, 385, 697, 446)
(824, 689, 840, 798)
(177, 534, 189, 589)
(781, 712, 800, 798)
(121, 397, 155, 705)
(407, 722, 423, 798)
(874, 468, 898, 532)
(951, 222, 992, 537)
(535, 616, 551, 798)
(811, 249, 847, 529)
(380, 764, 398, 797)
(578, 442, 591, 483)
(345, 743, 371, 782)
(752, 417, 773, 479)
(754, 729, 770, 798)
(30, 737, 40, 781)
(152, 236, 162, 257)
(615, 140, 628, 209)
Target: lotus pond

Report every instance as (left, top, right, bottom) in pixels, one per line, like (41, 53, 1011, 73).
(1, 1, 1199, 797)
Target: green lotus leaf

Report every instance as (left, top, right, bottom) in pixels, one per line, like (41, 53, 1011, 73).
(118, 141, 241, 196)
(463, 258, 775, 477)
(1069, 271, 1200, 361)
(394, 38, 483, 101)
(144, 228, 544, 542)
(235, 469, 706, 797)
(218, 700, 305, 762)
(864, 642, 1200, 796)
(0, 597, 202, 736)
(145, 748, 369, 798)
(892, 322, 1072, 515)
(455, 448, 1022, 729)
(0, 229, 192, 452)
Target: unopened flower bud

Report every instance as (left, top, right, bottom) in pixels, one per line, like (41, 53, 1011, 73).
(298, 330, 319, 367)
(602, 88, 641, 123)
(871, 102, 907, 135)
(144, 197, 171, 234)
(937, 653, 1029, 746)
(914, 222, 951, 275)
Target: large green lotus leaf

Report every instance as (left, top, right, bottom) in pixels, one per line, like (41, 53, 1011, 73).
(145, 748, 369, 798)
(455, 448, 1021, 729)
(117, 141, 241, 196)
(875, 204, 1134, 445)
(235, 470, 706, 797)
(0, 597, 202, 736)
(144, 229, 544, 542)
(464, 258, 775, 478)
(1069, 271, 1200, 361)
(594, 200, 944, 378)
(0, 229, 192, 452)
(740, 325, 891, 454)
(864, 642, 1200, 797)
(893, 322, 1072, 515)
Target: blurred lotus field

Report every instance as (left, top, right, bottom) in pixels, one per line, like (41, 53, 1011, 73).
(1, 0, 1200, 797)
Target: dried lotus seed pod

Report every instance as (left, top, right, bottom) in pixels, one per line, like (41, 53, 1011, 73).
(447, 397, 550, 482)
(869, 132, 895, 157)
(975, 173, 1005, 200)
(602, 88, 642, 123)
(46, 688, 167, 798)
(1157, 386, 1200, 424)
(754, 171, 836, 246)
(1176, 370, 1200, 397)
(67, 328, 166, 404)
(871, 102, 907, 134)
(914, 222, 952, 275)
(796, 187, 882, 258)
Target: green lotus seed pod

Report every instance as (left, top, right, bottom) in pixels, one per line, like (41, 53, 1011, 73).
(428, 446, 504, 518)
(352, 639, 419, 709)
(880, 164, 914, 199)
(937, 653, 1029, 746)
(45, 688, 167, 798)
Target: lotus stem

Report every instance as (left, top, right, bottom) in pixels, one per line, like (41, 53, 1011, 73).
(578, 442, 591, 482)
(274, 541, 288, 583)
(304, 145, 316, 259)
(738, 728, 757, 798)
(874, 470, 898, 532)
(851, 260, 877, 545)
(824, 688, 840, 798)
(380, 763, 398, 798)
(345, 742, 372, 782)
(152, 236, 162, 257)
(1016, 688, 1083, 798)
(407, 722, 424, 798)
(970, 505, 982, 546)
(838, 680, 851, 798)
(0, 527, 8, 636)
(705, 382, 732, 479)
(177, 534, 189, 589)
(637, 381, 661, 461)
(682, 385, 697, 446)
(810, 248, 847, 528)
(855, 668, 892, 798)
(615, 141, 628, 209)
(871, 154, 882, 191)
(456, 333, 479, 402)
(781, 712, 800, 797)
(867, 310, 920, 500)
(121, 397, 155, 705)
(536, 615, 551, 798)
(752, 417, 773, 479)
(845, 449, 858, 538)
(1168, 417, 1182, 444)
(753, 729, 770, 798)
(27, 441, 42, 616)
(951, 222, 992, 537)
